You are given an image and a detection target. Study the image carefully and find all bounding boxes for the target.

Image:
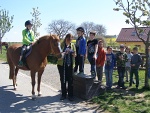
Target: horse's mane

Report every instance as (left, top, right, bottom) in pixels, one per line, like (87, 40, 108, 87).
(35, 34, 60, 44)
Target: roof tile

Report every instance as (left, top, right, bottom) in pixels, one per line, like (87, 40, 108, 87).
(116, 27, 150, 42)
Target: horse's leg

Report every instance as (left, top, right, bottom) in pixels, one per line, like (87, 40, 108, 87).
(7, 53, 16, 90)
(13, 67, 19, 90)
(37, 70, 44, 96)
(31, 71, 36, 100)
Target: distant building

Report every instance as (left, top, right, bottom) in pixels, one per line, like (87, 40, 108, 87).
(116, 27, 150, 48)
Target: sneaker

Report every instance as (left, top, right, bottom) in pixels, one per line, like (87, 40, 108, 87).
(74, 72, 78, 75)
(60, 96, 66, 100)
(122, 86, 127, 89)
(18, 61, 23, 67)
(68, 97, 74, 101)
(116, 86, 120, 89)
(106, 87, 112, 90)
(91, 72, 96, 78)
(133, 81, 135, 84)
(129, 84, 132, 87)
(126, 80, 129, 82)
(78, 72, 84, 75)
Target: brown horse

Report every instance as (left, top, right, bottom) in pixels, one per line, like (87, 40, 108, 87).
(7, 35, 62, 100)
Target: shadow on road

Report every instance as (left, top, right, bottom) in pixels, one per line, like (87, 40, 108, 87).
(0, 85, 97, 112)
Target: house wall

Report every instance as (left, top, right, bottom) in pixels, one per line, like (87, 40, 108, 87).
(117, 41, 145, 49)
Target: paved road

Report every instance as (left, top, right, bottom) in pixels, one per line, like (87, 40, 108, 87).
(19, 64, 91, 91)
(0, 62, 100, 113)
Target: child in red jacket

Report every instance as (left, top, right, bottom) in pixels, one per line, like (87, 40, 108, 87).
(96, 40, 106, 82)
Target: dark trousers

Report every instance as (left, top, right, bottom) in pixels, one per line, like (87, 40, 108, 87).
(57, 65, 73, 97)
(88, 54, 96, 77)
(74, 54, 84, 73)
(117, 67, 125, 87)
(130, 69, 139, 87)
(21, 45, 27, 57)
(96, 66, 103, 81)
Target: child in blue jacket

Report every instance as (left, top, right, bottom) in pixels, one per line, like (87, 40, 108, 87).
(74, 27, 86, 75)
(105, 46, 116, 89)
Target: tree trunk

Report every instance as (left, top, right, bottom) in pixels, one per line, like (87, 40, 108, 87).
(144, 31, 150, 89)
(0, 37, 2, 54)
(144, 44, 150, 89)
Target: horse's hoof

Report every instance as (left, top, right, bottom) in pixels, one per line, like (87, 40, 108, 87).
(32, 95, 36, 100)
(38, 92, 42, 96)
(14, 86, 17, 90)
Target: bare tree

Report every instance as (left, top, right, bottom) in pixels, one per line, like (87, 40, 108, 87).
(47, 19, 75, 39)
(114, 0, 150, 89)
(0, 8, 13, 54)
(30, 7, 42, 38)
(80, 22, 106, 38)
(80, 22, 95, 38)
(94, 24, 106, 36)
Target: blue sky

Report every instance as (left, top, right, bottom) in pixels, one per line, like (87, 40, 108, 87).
(1, 0, 131, 42)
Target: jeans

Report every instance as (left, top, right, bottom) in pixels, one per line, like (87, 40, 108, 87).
(57, 65, 73, 97)
(74, 54, 84, 73)
(96, 66, 103, 81)
(125, 67, 131, 81)
(130, 69, 139, 87)
(105, 69, 113, 88)
(88, 54, 96, 77)
(117, 67, 125, 87)
(21, 45, 27, 57)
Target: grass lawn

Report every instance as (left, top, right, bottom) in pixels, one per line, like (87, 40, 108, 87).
(92, 70, 150, 113)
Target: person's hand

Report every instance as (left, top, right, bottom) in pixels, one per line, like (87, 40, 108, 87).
(93, 54, 97, 59)
(80, 54, 83, 57)
(61, 52, 65, 58)
(72, 52, 76, 57)
(97, 64, 101, 67)
(119, 55, 123, 60)
(85, 54, 87, 59)
(131, 64, 135, 66)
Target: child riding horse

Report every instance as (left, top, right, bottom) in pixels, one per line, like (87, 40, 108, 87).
(18, 20, 35, 67)
(7, 34, 62, 100)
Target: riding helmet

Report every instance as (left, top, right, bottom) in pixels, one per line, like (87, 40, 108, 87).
(76, 27, 85, 33)
(25, 20, 33, 27)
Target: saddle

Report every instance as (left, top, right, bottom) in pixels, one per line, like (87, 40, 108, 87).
(22, 45, 32, 67)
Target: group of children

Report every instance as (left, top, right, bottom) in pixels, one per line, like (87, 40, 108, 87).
(57, 26, 143, 101)
(19, 21, 143, 101)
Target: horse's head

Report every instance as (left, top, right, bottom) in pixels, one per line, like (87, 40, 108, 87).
(49, 35, 62, 58)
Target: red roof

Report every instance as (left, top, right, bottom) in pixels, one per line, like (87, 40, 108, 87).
(116, 27, 150, 42)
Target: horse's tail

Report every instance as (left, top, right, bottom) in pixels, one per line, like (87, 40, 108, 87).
(7, 48, 15, 79)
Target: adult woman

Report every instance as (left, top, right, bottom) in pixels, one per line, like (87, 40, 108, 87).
(57, 34, 76, 101)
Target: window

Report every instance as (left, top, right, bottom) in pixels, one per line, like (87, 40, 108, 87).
(131, 31, 144, 36)
(139, 32, 143, 36)
(131, 31, 136, 36)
